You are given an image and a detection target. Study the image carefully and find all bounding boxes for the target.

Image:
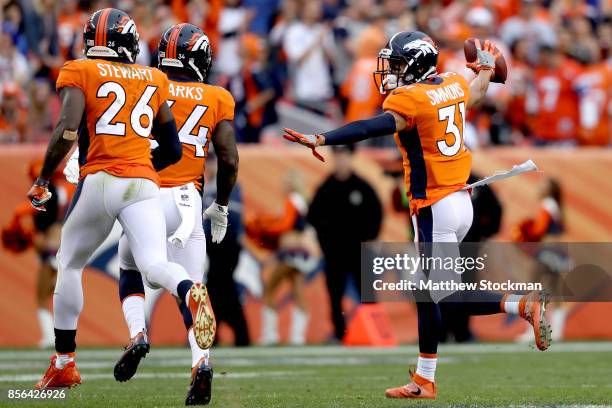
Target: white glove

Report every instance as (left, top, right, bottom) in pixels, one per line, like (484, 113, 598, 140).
(203, 202, 229, 243)
(63, 149, 80, 185)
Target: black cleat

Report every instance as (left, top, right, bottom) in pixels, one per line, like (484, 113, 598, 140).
(114, 332, 150, 382)
(185, 358, 213, 405)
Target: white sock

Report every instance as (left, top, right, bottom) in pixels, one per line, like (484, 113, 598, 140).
(289, 307, 308, 345)
(551, 308, 568, 341)
(55, 353, 74, 369)
(37, 308, 54, 345)
(188, 328, 209, 367)
(261, 306, 279, 344)
(122, 295, 146, 339)
(503, 294, 522, 315)
(416, 355, 437, 382)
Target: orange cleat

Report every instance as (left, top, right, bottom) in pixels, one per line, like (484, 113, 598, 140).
(385, 370, 436, 399)
(35, 355, 81, 390)
(187, 283, 217, 349)
(519, 290, 552, 351)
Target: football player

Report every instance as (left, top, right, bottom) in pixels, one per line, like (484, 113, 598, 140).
(112, 23, 237, 405)
(28, 9, 215, 390)
(284, 31, 551, 399)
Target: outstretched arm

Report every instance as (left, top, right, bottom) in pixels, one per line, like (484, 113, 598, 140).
(283, 111, 406, 161)
(28, 87, 84, 210)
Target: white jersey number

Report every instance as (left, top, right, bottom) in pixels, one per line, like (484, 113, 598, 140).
(437, 101, 466, 157)
(95, 81, 157, 137)
(167, 100, 210, 158)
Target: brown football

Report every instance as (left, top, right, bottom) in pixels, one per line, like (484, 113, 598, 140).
(464, 38, 507, 83)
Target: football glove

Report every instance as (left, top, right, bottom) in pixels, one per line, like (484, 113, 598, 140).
(203, 202, 229, 243)
(283, 128, 325, 162)
(63, 149, 80, 185)
(27, 178, 53, 212)
(466, 39, 499, 74)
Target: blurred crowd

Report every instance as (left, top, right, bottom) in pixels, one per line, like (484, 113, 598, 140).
(0, 0, 611, 146)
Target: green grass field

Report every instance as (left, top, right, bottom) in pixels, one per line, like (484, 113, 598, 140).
(1, 342, 611, 407)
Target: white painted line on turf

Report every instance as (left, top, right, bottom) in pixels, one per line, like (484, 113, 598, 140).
(0, 356, 463, 371)
(1, 342, 611, 361)
(0, 370, 310, 383)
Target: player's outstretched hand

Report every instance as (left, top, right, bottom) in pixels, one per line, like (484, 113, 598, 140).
(283, 128, 325, 162)
(203, 202, 229, 243)
(466, 39, 500, 74)
(27, 178, 53, 212)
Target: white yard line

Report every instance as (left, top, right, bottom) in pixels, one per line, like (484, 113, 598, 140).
(0, 370, 310, 383)
(1, 342, 612, 361)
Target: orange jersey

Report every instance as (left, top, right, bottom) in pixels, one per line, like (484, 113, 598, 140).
(528, 60, 582, 141)
(56, 58, 170, 185)
(158, 81, 235, 189)
(383, 72, 472, 213)
(340, 57, 384, 122)
(574, 63, 611, 146)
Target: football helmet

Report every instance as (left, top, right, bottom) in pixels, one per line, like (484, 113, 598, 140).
(158, 23, 212, 83)
(83, 8, 139, 63)
(373, 31, 439, 93)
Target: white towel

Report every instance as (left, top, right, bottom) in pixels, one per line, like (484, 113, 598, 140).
(167, 183, 197, 248)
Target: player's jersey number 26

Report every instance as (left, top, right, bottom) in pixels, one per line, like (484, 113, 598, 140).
(96, 81, 159, 138)
(437, 101, 466, 157)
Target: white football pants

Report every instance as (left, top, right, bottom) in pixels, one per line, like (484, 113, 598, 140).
(118, 185, 206, 283)
(411, 190, 474, 302)
(54, 171, 190, 330)
(412, 190, 474, 244)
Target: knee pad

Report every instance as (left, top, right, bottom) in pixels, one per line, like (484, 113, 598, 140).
(119, 269, 145, 301)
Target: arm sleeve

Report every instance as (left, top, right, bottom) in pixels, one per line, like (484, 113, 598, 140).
(150, 119, 182, 171)
(322, 113, 396, 145)
(56, 60, 85, 92)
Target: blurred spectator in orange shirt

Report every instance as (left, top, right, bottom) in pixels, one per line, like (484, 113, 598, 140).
(340, 20, 386, 123)
(505, 37, 533, 143)
(56, 0, 85, 60)
(0, 81, 28, 143)
(574, 44, 611, 146)
(527, 44, 582, 145)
